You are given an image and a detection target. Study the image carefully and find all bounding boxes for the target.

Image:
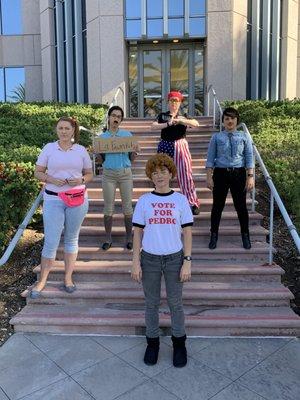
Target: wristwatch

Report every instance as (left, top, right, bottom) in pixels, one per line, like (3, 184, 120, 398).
(183, 256, 192, 261)
(81, 176, 85, 184)
(247, 174, 254, 177)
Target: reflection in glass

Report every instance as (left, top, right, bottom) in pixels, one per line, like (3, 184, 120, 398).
(147, 19, 163, 37)
(0, 69, 4, 101)
(143, 50, 162, 117)
(168, 18, 184, 37)
(126, 20, 141, 38)
(1, 0, 22, 34)
(129, 48, 138, 117)
(168, 0, 184, 17)
(147, 0, 163, 18)
(190, 0, 206, 16)
(194, 49, 204, 115)
(170, 49, 189, 113)
(5, 68, 25, 102)
(125, 0, 141, 18)
(190, 17, 206, 36)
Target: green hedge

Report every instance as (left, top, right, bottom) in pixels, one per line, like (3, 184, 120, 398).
(0, 102, 106, 253)
(225, 100, 300, 228)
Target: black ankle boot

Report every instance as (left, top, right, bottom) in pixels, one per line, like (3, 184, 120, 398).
(241, 232, 251, 249)
(171, 335, 187, 368)
(208, 232, 218, 249)
(144, 337, 159, 365)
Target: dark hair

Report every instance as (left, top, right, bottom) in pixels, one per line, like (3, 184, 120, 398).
(145, 154, 177, 179)
(222, 107, 240, 124)
(56, 117, 80, 143)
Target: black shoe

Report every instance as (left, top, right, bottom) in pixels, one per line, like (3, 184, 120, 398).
(126, 242, 133, 250)
(191, 205, 200, 215)
(208, 232, 218, 250)
(172, 335, 187, 368)
(241, 233, 251, 250)
(102, 242, 112, 251)
(144, 337, 159, 366)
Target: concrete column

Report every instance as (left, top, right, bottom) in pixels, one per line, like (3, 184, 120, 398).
(40, 0, 57, 101)
(86, 0, 126, 111)
(281, 0, 299, 99)
(206, 0, 248, 101)
(297, 2, 300, 97)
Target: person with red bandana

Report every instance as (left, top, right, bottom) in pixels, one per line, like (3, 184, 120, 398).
(151, 91, 201, 215)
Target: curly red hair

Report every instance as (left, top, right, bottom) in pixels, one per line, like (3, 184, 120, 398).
(145, 154, 177, 179)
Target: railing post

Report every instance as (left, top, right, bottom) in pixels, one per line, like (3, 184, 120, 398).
(251, 153, 256, 212)
(213, 97, 216, 127)
(269, 193, 274, 265)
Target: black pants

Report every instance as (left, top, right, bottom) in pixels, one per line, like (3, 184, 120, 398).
(211, 168, 249, 234)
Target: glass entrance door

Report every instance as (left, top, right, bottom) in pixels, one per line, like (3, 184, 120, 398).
(128, 43, 204, 117)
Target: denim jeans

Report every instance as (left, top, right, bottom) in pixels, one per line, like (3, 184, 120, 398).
(141, 249, 185, 338)
(42, 198, 89, 259)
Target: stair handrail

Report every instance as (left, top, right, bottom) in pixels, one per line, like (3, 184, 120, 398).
(205, 84, 222, 131)
(102, 85, 125, 131)
(239, 122, 300, 263)
(0, 190, 44, 267)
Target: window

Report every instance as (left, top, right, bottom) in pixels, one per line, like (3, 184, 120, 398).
(0, 0, 22, 35)
(0, 67, 25, 102)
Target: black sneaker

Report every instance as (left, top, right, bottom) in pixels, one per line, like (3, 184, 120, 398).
(191, 205, 200, 215)
(241, 233, 251, 249)
(208, 232, 218, 250)
(144, 337, 159, 365)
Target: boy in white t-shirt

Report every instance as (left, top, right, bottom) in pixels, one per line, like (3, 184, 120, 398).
(132, 154, 193, 368)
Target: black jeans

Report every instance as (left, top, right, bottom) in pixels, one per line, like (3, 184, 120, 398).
(211, 168, 249, 234)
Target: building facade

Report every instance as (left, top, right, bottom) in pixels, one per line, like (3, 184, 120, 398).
(0, 0, 299, 117)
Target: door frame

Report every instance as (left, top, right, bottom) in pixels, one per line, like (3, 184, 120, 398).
(135, 42, 203, 117)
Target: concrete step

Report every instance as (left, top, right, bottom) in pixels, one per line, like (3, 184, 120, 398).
(22, 281, 293, 307)
(82, 211, 263, 227)
(87, 197, 255, 213)
(11, 305, 300, 336)
(134, 134, 213, 143)
(56, 243, 273, 263)
(34, 261, 284, 283)
(76, 226, 268, 245)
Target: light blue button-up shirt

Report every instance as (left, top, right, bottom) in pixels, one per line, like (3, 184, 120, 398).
(206, 130, 254, 169)
(99, 129, 132, 169)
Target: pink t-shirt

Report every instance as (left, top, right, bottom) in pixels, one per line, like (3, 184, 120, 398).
(36, 141, 92, 200)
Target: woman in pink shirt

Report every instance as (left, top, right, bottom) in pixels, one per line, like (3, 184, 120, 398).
(30, 117, 93, 298)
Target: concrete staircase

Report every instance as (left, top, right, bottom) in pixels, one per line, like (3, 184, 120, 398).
(11, 117, 300, 336)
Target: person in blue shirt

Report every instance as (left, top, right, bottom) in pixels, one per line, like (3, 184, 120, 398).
(206, 107, 254, 250)
(98, 106, 139, 250)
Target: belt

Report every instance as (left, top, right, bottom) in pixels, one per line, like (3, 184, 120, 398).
(215, 167, 244, 172)
(45, 189, 58, 196)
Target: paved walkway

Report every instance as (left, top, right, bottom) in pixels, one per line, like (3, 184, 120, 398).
(0, 334, 299, 400)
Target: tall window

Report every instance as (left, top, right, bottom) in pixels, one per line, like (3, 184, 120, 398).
(0, 0, 22, 35)
(53, 0, 87, 103)
(125, 0, 206, 39)
(0, 67, 25, 102)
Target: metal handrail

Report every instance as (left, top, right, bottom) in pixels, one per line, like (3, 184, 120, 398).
(0, 190, 44, 267)
(239, 122, 300, 262)
(205, 84, 222, 131)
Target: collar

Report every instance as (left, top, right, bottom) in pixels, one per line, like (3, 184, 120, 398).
(107, 129, 120, 136)
(55, 141, 75, 151)
(151, 190, 174, 196)
(224, 130, 238, 135)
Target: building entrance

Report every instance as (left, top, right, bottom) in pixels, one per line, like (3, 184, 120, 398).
(129, 43, 204, 118)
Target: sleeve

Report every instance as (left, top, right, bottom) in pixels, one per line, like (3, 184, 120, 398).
(244, 135, 254, 169)
(82, 147, 93, 169)
(132, 196, 146, 228)
(36, 144, 50, 167)
(180, 195, 194, 227)
(205, 134, 217, 168)
(157, 112, 171, 124)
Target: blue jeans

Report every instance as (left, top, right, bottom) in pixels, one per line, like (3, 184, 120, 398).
(42, 198, 89, 259)
(141, 249, 185, 338)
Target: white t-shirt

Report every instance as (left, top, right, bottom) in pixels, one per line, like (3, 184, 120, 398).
(36, 141, 92, 200)
(132, 190, 193, 255)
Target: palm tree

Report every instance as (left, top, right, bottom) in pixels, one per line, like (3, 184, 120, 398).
(8, 84, 25, 102)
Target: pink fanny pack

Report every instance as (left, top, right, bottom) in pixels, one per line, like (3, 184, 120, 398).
(58, 188, 86, 207)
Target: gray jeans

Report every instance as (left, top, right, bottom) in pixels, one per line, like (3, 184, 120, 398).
(141, 249, 185, 338)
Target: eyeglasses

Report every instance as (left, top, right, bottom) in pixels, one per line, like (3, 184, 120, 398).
(110, 113, 122, 119)
(169, 98, 181, 103)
